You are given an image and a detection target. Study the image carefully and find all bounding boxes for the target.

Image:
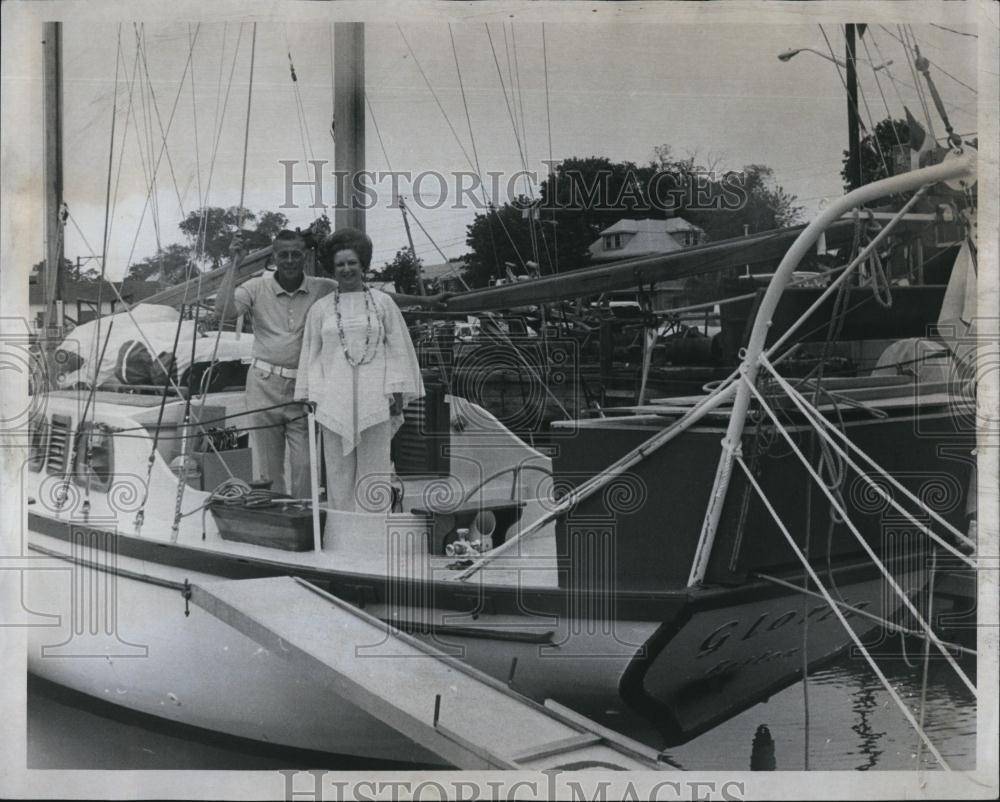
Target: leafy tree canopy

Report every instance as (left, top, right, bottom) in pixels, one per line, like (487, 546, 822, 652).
(375, 248, 423, 295)
(461, 149, 802, 288)
(126, 243, 196, 286)
(177, 206, 289, 270)
(841, 117, 911, 190)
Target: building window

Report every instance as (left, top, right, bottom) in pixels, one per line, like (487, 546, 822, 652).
(604, 234, 623, 250)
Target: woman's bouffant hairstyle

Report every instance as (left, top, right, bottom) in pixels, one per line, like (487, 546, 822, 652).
(320, 228, 373, 272)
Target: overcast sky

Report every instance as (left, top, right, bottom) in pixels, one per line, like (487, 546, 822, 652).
(4, 8, 980, 281)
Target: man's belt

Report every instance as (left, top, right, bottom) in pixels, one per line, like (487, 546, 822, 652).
(251, 358, 298, 379)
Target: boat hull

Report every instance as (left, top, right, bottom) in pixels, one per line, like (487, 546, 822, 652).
(24, 516, 916, 755)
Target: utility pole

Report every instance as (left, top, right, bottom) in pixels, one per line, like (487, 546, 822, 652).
(845, 23, 862, 190)
(43, 22, 64, 348)
(398, 198, 426, 296)
(333, 23, 365, 233)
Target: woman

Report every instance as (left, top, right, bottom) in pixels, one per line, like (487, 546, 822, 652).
(295, 228, 424, 512)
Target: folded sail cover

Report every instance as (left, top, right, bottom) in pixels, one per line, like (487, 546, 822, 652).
(55, 305, 253, 388)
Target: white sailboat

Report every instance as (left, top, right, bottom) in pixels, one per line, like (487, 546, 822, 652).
(18, 19, 984, 768)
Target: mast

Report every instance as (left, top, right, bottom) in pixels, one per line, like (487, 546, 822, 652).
(42, 21, 64, 362)
(845, 24, 862, 190)
(333, 23, 365, 233)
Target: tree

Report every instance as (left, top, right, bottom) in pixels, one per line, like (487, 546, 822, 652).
(178, 206, 289, 269)
(685, 164, 802, 241)
(841, 117, 910, 189)
(126, 243, 197, 285)
(376, 248, 422, 295)
(460, 151, 802, 287)
(32, 257, 100, 284)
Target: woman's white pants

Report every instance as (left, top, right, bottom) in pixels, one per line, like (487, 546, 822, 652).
(322, 422, 393, 512)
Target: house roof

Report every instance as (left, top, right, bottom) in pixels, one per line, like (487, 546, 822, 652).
(419, 258, 469, 283)
(588, 216, 706, 262)
(599, 217, 704, 235)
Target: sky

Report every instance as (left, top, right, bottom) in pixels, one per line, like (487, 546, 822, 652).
(4, 9, 981, 282)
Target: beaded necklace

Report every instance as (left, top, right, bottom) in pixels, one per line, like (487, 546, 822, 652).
(334, 285, 380, 367)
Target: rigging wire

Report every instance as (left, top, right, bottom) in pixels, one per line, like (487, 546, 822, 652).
(107, 37, 143, 247)
(284, 26, 316, 168)
(135, 26, 163, 258)
(445, 24, 511, 276)
(898, 25, 937, 137)
(541, 23, 560, 275)
(201, 24, 247, 229)
(365, 92, 395, 173)
(403, 204, 472, 290)
(817, 25, 891, 181)
(119, 24, 202, 279)
(189, 25, 204, 213)
(859, 34, 907, 155)
(395, 25, 476, 171)
(237, 23, 258, 228)
(929, 23, 977, 40)
(882, 24, 978, 95)
(137, 24, 194, 222)
(510, 24, 548, 274)
(73, 24, 125, 512)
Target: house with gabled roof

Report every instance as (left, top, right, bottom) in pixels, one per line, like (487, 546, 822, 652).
(588, 217, 706, 262)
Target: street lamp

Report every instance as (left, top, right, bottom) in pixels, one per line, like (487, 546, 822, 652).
(777, 47, 892, 72)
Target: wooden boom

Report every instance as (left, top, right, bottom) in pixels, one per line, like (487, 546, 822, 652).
(137, 246, 273, 308)
(445, 220, 858, 312)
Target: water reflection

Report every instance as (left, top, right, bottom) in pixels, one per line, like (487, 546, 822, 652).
(849, 686, 884, 771)
(666, 648, 976, 771)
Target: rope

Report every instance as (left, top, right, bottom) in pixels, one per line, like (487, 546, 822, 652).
(734, 455, 953, 770)
(761, 356, 977, 556)
(743, 374, 978, 697)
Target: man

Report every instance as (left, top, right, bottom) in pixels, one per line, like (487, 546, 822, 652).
(215, 228, 444, 497)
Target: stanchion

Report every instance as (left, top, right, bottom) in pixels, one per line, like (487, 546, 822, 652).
(306, 401, 322, 552)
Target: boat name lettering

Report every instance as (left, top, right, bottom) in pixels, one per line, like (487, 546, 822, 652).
(697, 600, 871, 657)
